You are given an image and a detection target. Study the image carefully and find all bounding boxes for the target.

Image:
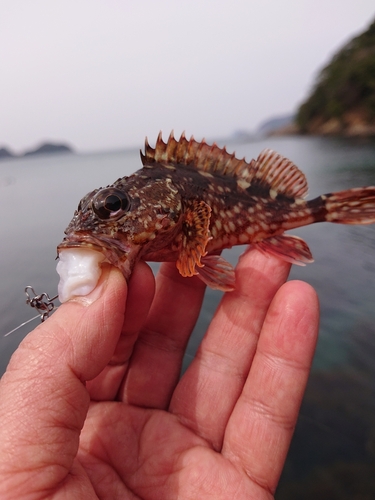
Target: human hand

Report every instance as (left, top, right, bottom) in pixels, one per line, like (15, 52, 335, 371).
(0, 249, 319, 499)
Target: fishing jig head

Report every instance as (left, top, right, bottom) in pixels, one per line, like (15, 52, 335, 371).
(25, 286, 58, 322)
(3, 287, 59, 337)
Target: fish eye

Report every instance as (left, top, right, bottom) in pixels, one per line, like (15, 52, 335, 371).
(92, 188, 130, 220)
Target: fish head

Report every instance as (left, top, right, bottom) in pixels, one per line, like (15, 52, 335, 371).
(57, 174, 183, 279)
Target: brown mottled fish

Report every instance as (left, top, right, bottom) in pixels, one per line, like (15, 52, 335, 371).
(58, 132, 375, 291)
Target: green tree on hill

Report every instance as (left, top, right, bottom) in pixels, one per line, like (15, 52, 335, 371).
(297, 19, 375, 133)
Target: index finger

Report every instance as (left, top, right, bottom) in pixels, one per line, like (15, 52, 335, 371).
(118, 261, 207, 408)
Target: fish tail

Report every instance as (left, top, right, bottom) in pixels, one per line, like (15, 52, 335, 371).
(309, 187, 375, 225)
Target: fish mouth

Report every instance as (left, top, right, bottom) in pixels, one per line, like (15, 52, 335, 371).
(57, 232, 138, 279)
(58, 232, 132, 254)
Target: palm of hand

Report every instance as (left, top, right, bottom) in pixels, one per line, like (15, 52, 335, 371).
(0, 251, 318, 499)
(80, 402, 250, 499)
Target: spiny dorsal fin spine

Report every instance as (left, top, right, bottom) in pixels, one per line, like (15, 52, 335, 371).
(176, 131, 187, 163)
(155, 132, 165, 162)
(141, 133, 308, 199)
(165, 131, 177, 159)
(188, 135, 199, 165)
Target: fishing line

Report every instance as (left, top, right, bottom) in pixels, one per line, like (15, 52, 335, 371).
(4, 314, 42, 337)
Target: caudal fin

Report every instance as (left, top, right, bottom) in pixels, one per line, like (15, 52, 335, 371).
(320, 187, 375, 225)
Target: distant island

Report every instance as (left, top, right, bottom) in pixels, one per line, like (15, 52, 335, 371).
(23, 143, 73, 156)
(0, 147, 14, 159)
(256, 114, 297, 137)
(0, 142, 74, 160)
(296, 18, 375, 137)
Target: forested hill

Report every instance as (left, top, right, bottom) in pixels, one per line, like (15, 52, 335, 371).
(297, 19, 375, 136)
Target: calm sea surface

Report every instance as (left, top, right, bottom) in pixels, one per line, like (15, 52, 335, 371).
(1, 135, 375, 498)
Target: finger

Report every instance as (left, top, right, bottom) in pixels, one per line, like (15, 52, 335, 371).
(86, 261, 155, 401)
(169, 248, 291, 450)
(222, 280, 319, 493)
(118, 261, 206, 409)
(0, 266, 127, 494)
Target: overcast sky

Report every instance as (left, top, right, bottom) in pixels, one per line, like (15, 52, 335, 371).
(1, 1, 374, 153)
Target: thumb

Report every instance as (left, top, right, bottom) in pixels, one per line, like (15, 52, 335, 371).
(0, 265, 127, 495)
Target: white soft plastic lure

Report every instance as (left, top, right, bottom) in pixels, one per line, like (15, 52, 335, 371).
(56, 248, 105, 303)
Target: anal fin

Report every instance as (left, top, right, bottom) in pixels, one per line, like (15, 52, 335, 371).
(254, 234, 314, 266)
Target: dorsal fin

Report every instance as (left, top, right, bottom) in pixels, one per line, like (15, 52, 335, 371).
(140, 132, 308, 198)
(140, 131, 253, 178)
(254, 149, 308, 198)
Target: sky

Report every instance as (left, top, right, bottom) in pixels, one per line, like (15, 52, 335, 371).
(1, 1, 374, 154)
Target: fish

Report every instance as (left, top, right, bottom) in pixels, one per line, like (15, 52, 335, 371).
(57, 132, 375, 291)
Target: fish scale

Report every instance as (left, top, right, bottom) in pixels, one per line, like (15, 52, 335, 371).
(58, 132, 375, 291)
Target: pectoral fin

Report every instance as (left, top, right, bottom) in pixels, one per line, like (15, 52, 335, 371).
(176, 200, 212, 277)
